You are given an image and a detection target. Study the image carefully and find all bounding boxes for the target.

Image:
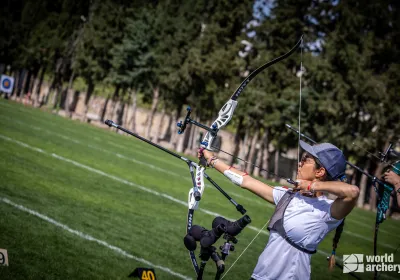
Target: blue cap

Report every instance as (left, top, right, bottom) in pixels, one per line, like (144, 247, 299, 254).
(299, 140, 347, 180)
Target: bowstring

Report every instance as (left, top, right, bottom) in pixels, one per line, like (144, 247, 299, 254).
(298, 37, 304, 173)
(221, 219, 270, 279)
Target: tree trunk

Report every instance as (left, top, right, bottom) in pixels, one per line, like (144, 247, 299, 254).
(109, 85, 121, 122)
(128, 89, 137, 132)
(274, 149, 280, 182)
(100, 94, 111, 122)
(25, 70, 37, 105)
(261, 129, 270, 180)
(11, 70, 20, 98)
(65, 70, 75, 117)
(41, 75, 56, 107)
(254, 130, 268, 177)
(230, 116, 244, 166)
(116, 100, 125, 126)
(123, 103, 129, 127)
(43, 56, 62, 107)
(145, 86, 160, 140)
(154, 105, 165, 144)
(162, 113, 173, 142)
(52, 83, 63, 109)
(23, 70, 32, 96)
(34, 67, 46, 106)
(357, 160, 370, 208)
(28, 70, 36, 94)
(253, 140, 263, 177)
(114, 88, 126, 124)
(160, 108, 173, 142)
(238, 128, 250, 170)
(83, 80, 95, 121)
(17, 69, 27, 98)
(247, 129, 260, 175)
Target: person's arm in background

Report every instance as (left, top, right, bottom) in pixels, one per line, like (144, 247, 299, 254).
(384, 170, 400, 206)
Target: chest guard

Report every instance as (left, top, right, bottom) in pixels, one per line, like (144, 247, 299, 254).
(267, 190, 317, 254)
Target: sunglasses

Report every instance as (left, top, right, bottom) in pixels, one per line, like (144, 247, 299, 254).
(300, 153, 323, 168)
(300, 153, 315, 164)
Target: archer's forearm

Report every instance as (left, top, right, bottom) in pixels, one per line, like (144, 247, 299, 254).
(211, 158, 248, 176)
(209, 158, 275, 203)
(312, 181, 359, 200)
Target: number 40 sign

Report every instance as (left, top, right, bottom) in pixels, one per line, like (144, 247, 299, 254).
(0, 249, 9, 266)
(128, 267, 156, 280)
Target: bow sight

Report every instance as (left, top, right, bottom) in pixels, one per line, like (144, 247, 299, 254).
(177, 106, 219, 137)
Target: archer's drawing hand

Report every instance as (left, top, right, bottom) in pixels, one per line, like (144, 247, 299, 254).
(294, 179, 316, 193)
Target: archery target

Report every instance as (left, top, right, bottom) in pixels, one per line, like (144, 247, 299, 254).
(0, 75, 14, 94)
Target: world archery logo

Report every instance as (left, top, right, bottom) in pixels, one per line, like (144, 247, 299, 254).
(343, 254, 364, 273)
(343, 253, 400, 274)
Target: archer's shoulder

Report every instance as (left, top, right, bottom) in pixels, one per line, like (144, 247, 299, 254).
(272, 186, 291, 205)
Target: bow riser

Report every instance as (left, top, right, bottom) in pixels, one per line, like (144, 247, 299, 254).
(190, 99, 239, 208)
(203, 99, 238, 150)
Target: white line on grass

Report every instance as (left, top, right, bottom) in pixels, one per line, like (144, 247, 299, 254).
(4, 116, 270, 208)
(1, 134, 397, 251)
(0, 197, 191, 280)
(0, 133, 271, 236)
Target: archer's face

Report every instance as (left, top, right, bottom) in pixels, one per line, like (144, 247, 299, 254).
(297, 153, 318, 181)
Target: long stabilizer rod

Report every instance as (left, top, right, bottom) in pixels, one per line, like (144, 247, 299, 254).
(105, 119, 246, 214)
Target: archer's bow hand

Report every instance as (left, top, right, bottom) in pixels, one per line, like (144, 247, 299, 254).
(197, 148, 215, 167)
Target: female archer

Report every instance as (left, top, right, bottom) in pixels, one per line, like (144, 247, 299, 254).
(198, 140, 359, 280)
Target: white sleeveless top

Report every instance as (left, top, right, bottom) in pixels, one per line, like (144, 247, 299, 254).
(251, 187, 343, 280)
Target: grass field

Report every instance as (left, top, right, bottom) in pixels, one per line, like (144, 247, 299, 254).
(0, 98, 399, 280)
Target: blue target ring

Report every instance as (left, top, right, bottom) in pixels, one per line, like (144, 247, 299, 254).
(2, 78, 11, 89)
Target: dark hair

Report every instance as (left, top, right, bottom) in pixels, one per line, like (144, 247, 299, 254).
(308, 154, 333, 181)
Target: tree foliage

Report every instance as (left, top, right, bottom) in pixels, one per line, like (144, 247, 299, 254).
(1, 0, 399, 185)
